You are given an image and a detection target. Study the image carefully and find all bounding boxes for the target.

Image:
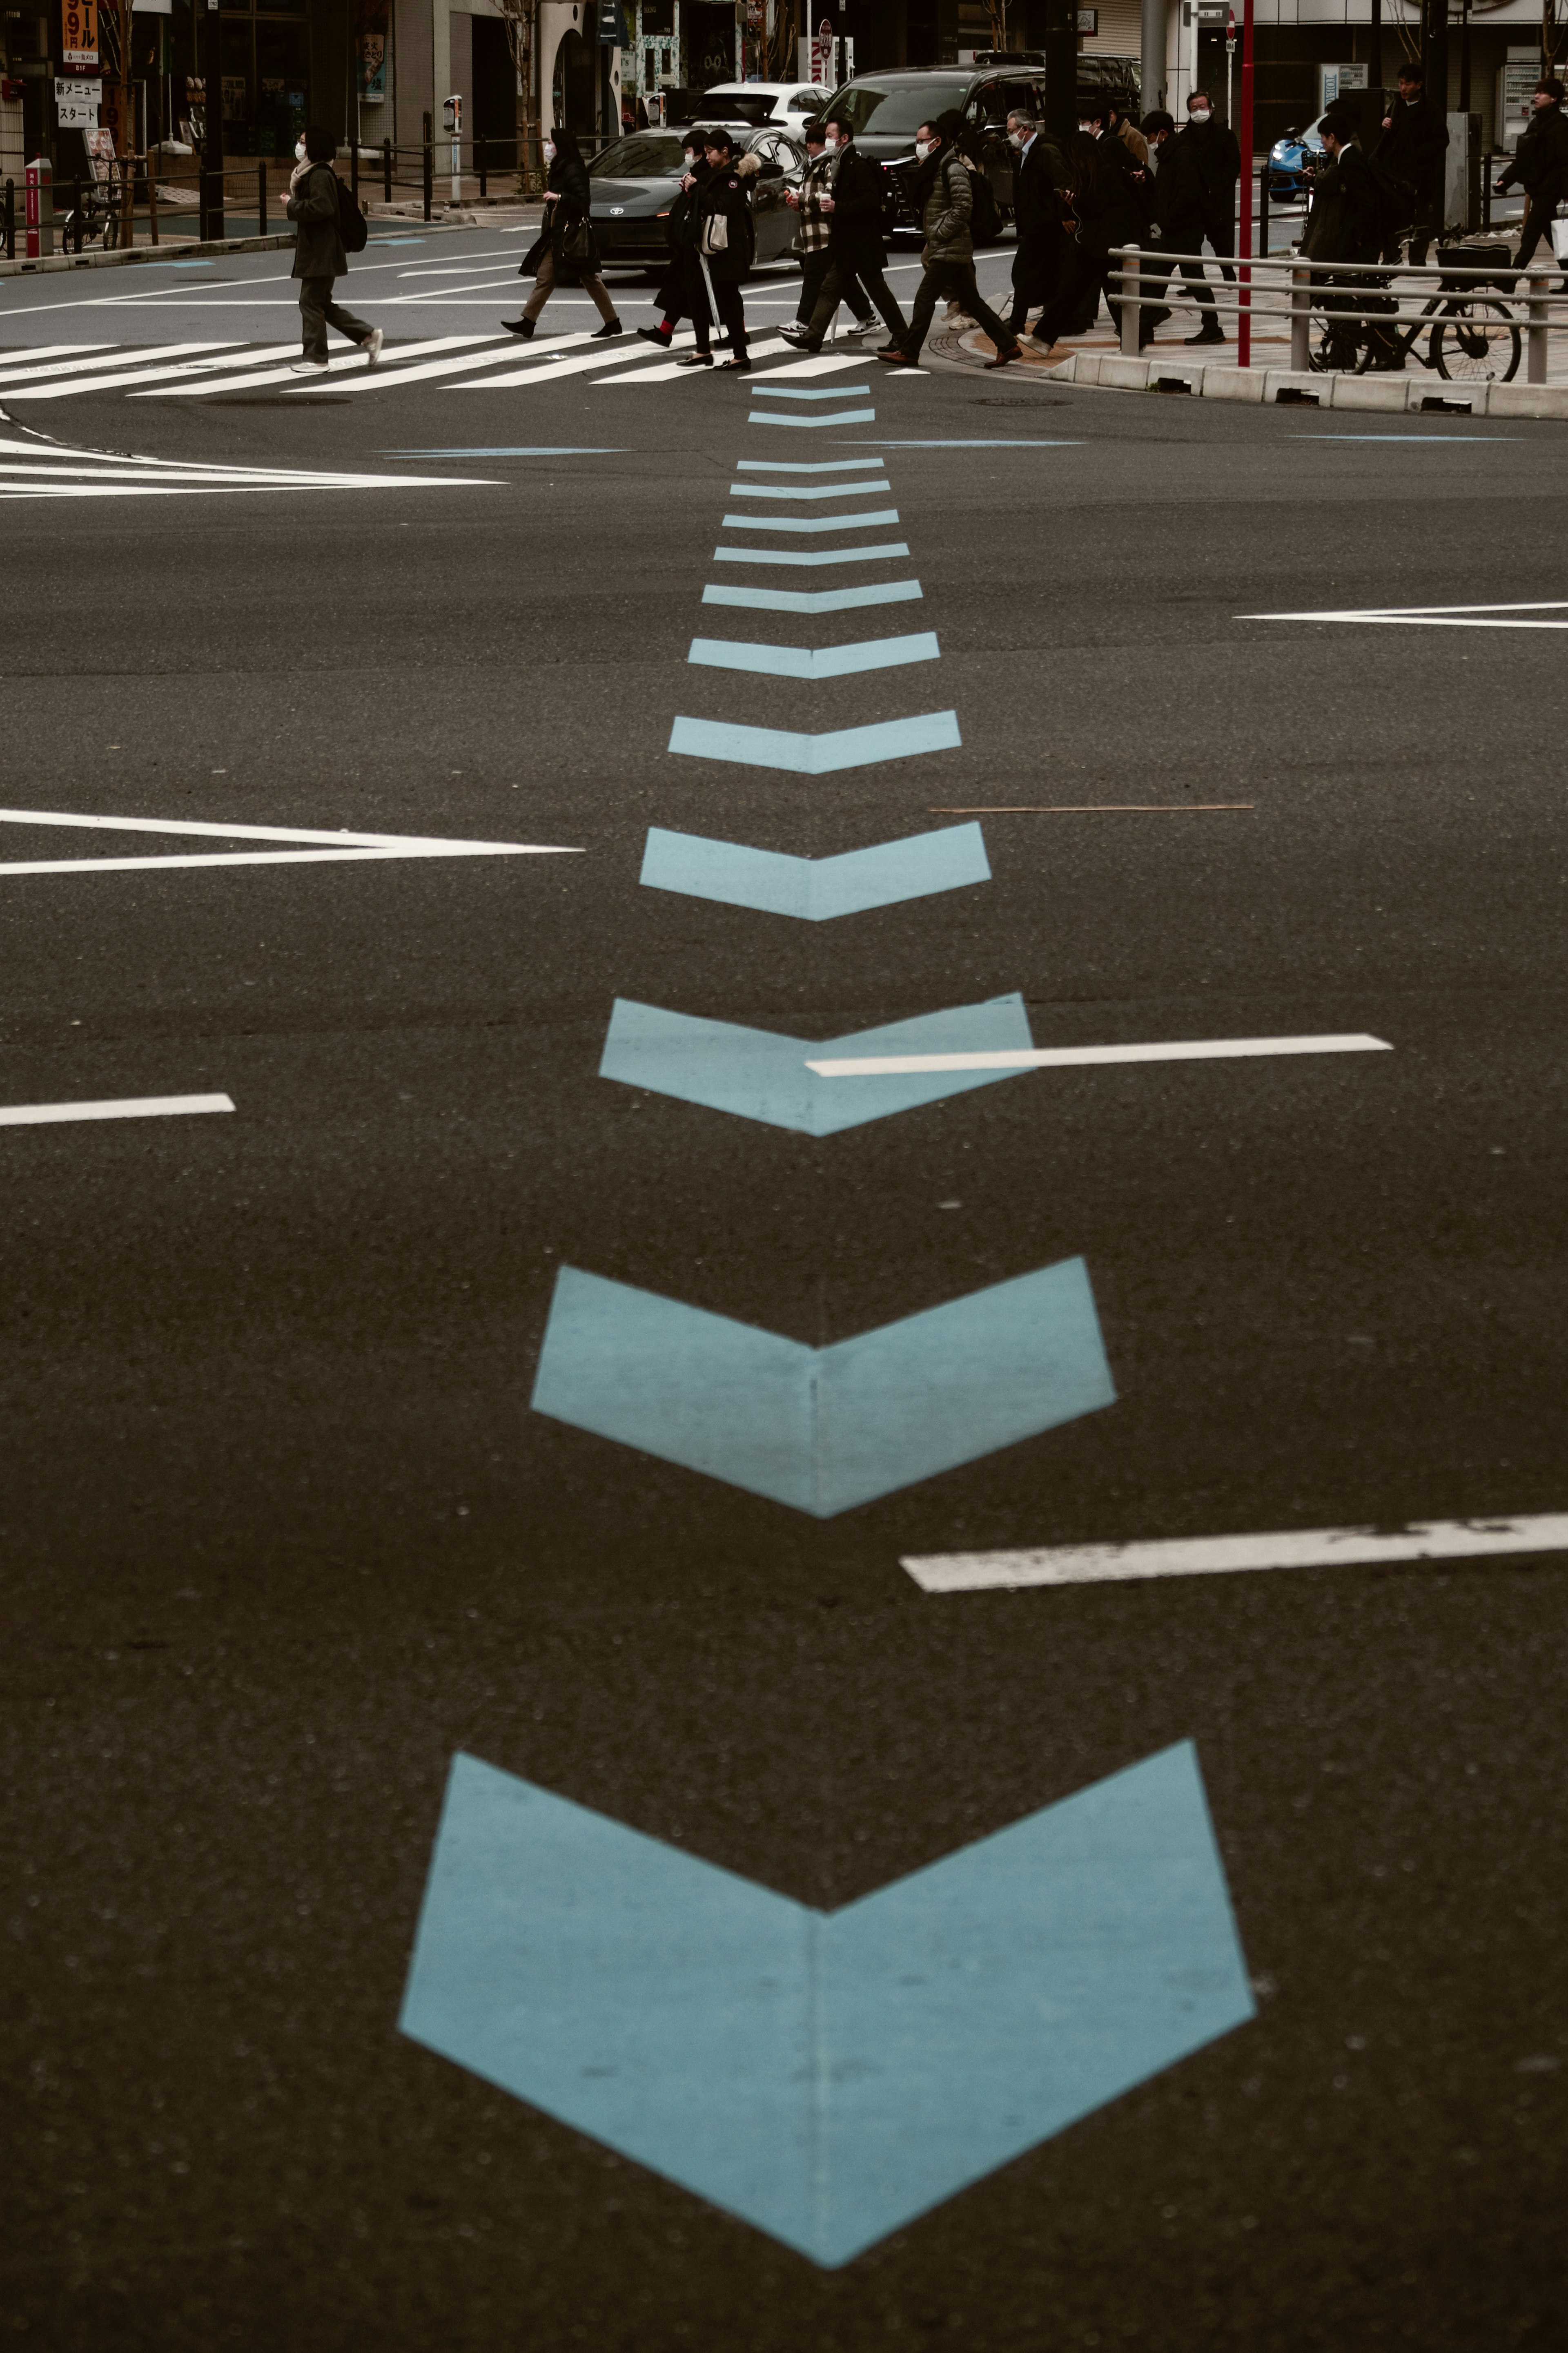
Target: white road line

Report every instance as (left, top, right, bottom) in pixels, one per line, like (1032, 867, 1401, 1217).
(140, 335, 494, 399)
(748, 352, 888, 380)
(0, 808, 580, 874)
(592, 335, 789, 384)
(0, 341, 235, 388)
(902, 1514, 1568, 1593)
(0, 1093, 235, 1129)
(1241, 600, 1568, 629)
(284, 333, 560, 394)
(6, 347, 287, 400)
(806, 1032, 1393, 1077)
(0, 343, 117, 377)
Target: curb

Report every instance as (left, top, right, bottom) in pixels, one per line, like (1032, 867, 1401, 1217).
(1046, 346, 1568, 419)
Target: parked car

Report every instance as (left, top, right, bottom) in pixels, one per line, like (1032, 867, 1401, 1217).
(701, 80, 836, 137)
(819, 58, 1140, 236)
(585, 124, 808, 270)
(1267, 123, 1327, 199)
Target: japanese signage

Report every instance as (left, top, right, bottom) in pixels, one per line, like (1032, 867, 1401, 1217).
(597, 0, 628, 45)
(55, 74, 101, 126)
(61, 0, 97, 68)
(356, 1, 388, 100)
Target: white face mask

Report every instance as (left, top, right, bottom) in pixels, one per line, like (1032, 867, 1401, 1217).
(543, 141, 556, 161)
(1008, 129, 1026, 147)
(824, 133, 840, 149)
(914, 138, 933, 159)
(1189, 107, 1212, 123)
(294, 139, 307, 161)
(1077, 121, 1095, 134)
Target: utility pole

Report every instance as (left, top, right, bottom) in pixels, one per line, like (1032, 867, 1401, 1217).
(1422, 0, 1447, 115)
(201, 0, 223, 236)
(1041, 0, 1076, 143)
(1141, 0, 1165, 112)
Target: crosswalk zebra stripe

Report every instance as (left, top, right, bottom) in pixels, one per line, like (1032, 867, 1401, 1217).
(0, 342, 240, 392)
(137, 334, 497, 400)
(286, 333, 547, 396)
(591, 335, 791, 384)
(0, 343, 118, 380)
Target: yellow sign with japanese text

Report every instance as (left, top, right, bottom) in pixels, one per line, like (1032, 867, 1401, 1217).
(61, 0, 97, 68)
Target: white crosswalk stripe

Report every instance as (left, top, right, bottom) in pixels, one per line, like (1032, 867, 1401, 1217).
(0, 330, 922, 405)
(0, 428, 495, 501)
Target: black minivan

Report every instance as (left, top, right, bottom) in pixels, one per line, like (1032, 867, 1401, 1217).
(820, 58, 1139, 236)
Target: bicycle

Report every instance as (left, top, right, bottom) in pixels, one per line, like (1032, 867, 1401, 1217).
(1307, 242, 1521, 383)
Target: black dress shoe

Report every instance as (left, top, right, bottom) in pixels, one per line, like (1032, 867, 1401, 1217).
(717, 355, 751, 371)
(675, 350, 713, 366)
(637, 325, 673, 346)
(501, 317, 536, 337)
(1185, 324, 1226, 345)
(591, 319, 623, 338)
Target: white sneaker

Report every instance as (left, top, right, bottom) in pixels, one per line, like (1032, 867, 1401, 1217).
(290, 359, 329, 374)
(364, 328, 384, 367)
(779, 324, 809, 344)
(842, 317, 880, 339)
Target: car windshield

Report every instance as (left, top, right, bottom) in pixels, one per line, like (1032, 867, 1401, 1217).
(588, 135, 690, 178)
(689, 89, 774, 124)
(829, 77, 969, 135)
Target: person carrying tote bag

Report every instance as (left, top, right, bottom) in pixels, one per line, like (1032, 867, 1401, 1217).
(502, 127, 623, 339)
(692, 128, 759, 370)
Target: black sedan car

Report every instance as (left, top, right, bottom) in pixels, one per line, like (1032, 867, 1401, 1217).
(586, 124, 808, 271)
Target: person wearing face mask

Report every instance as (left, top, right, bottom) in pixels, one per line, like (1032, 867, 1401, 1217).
(638, 135, 719, 353)
(1497, 79, 1568, 283)
(1138, 108, 1213, 343)
(502, 125, 622, 339)
(779, 120, 879, 348)
(1004, 107, 1071, 343)
(785, 116, 909, 352)
(1175, 89, 1241, 332)
(1027, 98, 1148, 355)
(285, 125, 382, 376)
(876, 112, 1020, 368)
(692, 129, 760, 370)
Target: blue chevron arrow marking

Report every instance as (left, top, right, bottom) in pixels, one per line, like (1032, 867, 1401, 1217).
(701, 580, 923, 614)
(750, 384, 873, 399)
(749, 407, 876, 428)
(687, 632, 939, 679)
(399, 1741, 1254, 2268)
(639, 821, 989, 919)
(668, 710, 960, 773)
(599, 992, 1030, 1131)
(712, 542, 909, 567)
(529, 1257, 1114, 1514)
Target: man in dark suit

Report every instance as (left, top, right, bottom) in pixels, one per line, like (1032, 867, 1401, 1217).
(1030, 96, 1149, 352)
(1004, 107, 1070, 339)
(790, 114, 910, 351)
(1375, 59, 1448, 265)
(1177, 90, 1241, 305)
(1142, 107, 1224, 342)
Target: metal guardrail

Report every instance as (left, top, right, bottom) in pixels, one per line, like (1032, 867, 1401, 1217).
(1110, 245, 1566, 385)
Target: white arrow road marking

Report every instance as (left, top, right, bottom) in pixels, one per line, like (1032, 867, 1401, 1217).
(806, 1033, 1392, 1077)
(0, 1093, 235, 1129)
(903, 1514, 1568, 1592)
(1241, 600, 1568, 629)
(0, 807, 580, 877)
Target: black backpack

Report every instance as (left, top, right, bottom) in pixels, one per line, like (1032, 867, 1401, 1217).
(336, 174, 368, 254)
(966, 158, 1002, 245)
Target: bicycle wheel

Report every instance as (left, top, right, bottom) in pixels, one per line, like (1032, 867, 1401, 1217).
(1431, 297, 1521, 383)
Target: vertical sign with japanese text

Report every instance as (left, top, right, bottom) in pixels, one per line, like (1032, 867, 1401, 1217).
(61, 0, 97, 68)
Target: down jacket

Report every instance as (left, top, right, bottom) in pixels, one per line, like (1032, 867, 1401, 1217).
(695, 149, 759, 281)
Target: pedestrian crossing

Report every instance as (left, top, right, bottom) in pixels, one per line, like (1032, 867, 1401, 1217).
(0, 335, 920, 406)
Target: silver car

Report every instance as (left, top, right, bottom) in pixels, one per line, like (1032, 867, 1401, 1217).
(586, 125, 808, 273)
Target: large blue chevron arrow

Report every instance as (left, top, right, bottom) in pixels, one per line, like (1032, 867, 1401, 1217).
(669, 711, 959, 774)
(639, 821, 990, 919)
(399, 1741, 1254, 2268)
(599, 992, 1031, 1131)
(529, 1258, 1114, 1514)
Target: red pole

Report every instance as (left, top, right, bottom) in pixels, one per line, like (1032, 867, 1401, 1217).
(1238, 0, 1255, 366)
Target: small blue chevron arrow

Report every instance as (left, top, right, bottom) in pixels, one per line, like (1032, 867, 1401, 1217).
(669, 710, 960, 774)
(599, 992, 1030, 1132)
(687, 631, 939, 679)
(639, 821, 989, 919)
(399, 1741, 1254, 2268)
(530, 1258, 1114, 1515)
(749, 406, 876, 428)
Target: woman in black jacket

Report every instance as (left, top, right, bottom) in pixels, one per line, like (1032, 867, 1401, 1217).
(503, 126, 622, 340)
(692, 129, 759, 370)
(637, 134, 719, 355)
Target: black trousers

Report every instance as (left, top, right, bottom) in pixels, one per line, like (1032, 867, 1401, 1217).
(1141, 243, 1218, 313)
(902, 258, 1017, 359)
(1033, 243, 1127, 348)
(797, 250, 872, 325)
(704, 267, 748, 356)
(1513, 198, 1564, 281)
(297, 275, 373, 363)
(1007, 227, 1066, 331)
(655, 250, 716, 345)
(1198, 211, 1237, 283)
(805, 254, 907, 344)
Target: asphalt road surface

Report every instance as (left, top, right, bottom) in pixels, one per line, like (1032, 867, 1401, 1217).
(2, 276, 1566, 2353)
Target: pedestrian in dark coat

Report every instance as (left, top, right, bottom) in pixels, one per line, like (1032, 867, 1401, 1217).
(1141, 109, 1221, 342)
(1302, 114, 1395, 368)
(1176, 91, 1241, 290)
(637, 134, 718, 352)
(1005, 107, 1070, 338)
(790, 116, 909, 350)
(780, 121, 878, 346)
(876, 110, 1020, 368)
(285, 124, 381, 375)
(502, 126, 622, 339)
(692, 130, 760, 369)
(1374, 60, 1448, 264)
(1498, 78, 1568, 281)
(1029, 99, 1148, 352)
